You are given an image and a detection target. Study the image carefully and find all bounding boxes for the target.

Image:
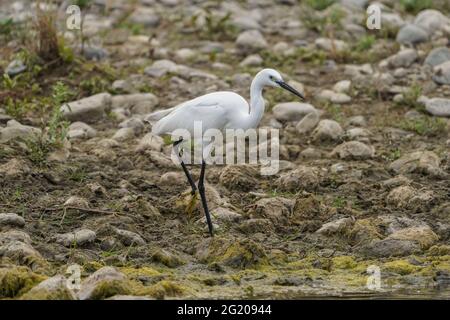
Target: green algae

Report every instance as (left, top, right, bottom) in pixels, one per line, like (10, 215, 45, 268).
(0, 267, 47, 298)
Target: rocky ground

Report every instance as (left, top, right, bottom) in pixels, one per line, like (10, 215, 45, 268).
(1, 0, 450, 300)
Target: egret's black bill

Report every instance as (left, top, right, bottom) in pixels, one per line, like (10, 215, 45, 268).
(276, 80, 305, 100)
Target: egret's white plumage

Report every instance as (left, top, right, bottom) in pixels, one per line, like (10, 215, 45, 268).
(148, 68, 305, 237)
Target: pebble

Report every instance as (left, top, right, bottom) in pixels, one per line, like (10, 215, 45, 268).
(235, 30, 267, 53)
(5, 59, 26, 76)
(396, 24, 428, 45)
(295, 111, 319, 134)
(312, 119, 343, 141)
(0, 120, 41, 143)
(0, 213, 25, 228)
(55, 229, 96, 247)
(424, 47, 450, 67)
(331, 141, 374, 159)
(61, 93, 112, 123)
(317, 89, 351, 104)
(272, 102, 316, 122)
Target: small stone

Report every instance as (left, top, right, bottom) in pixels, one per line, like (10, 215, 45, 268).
(317, 89, 351, 104)
(235, 30, 267, 53)
(111, 93, 159, 113)
(118, 118, 144, 134)
(0, 120, 41, 143)
(0, 213, 25, 228)
(315, 38, 348, 52)
(424, 47, 450, 67)
(346, 115, 366, 127)
(0, 230, 31, 245)
(386, 49, 418, 68)
(276, 166, 321, 192)
(414, 9, 450, 35)
(333, 80, 351, 93)
(61, 93, 111, 123)
(0, 241, 43, 269)
(78, 267, 128, 300)
(81, 45, 108, 61)
(55, 229, 96, 247)
(389, 151, 443, 176)
(312, 119, 343, 141)
(21, 275, 77, 300)
(296, 111, 319, 134)
(64, 196, 89, 208)
(212, 207, 242, 223)
(114, 229, 145, 246)
(0, 159, 30, 179)
(331, 141, 374, 159)
(239, 54, 263, 67)
(433, 61, 450, 85)
(5, 59, 26, 76)
(128, 7, 160, 27)
(68, 122, 97, 140)
(360, 239, 421, 258)
(112, 127, 135, 142)
(135, 133, 164, 152)
(272, 102, 316, 122)
(396, 24, 428, 45)
(316, 217, 354, 236)
(144, 59, 177, 78)
(345, 128, 371, 141)
(387, 226, 439, 250)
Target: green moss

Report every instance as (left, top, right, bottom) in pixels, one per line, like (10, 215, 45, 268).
(21, 286, 75, 300)
(332, 256, 358, 270)
(88, 279, 132, 300)
(151, 249, 185, 268)
(383, 260, 418, 275)
(218, 240, 268, 268)
(0, 267, 47, 298)
(120, 266, 161, 278)
(428, 245, 450, 257)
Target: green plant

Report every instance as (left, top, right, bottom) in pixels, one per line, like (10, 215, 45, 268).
(400, 0, 433, 14)
(355, 35, 375, 52)
(201, 9, 236, 40)
(306, 0, 335, 11)
(0, 18, 14, 39)
(396, 83, 423, 111)
(399, 117, 447, 136)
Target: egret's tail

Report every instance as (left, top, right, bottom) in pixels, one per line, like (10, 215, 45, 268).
(144, 106, 177, 124)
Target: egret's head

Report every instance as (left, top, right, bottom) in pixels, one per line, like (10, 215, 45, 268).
(258, 68, 305, 100)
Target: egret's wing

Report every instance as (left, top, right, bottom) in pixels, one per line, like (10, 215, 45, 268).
(152, 97, 228, 136)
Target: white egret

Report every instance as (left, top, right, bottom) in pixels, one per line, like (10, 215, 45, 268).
(148, 68, 305, 236)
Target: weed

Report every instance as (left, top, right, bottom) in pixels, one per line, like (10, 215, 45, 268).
(400, 0, 433, 14)
(306, 0, 335, 11)
(399, 117, 447, 136)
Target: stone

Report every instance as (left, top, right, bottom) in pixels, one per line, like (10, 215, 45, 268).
(276, 166, 321, 192)
(239, 54, 263, 67)
(174, 48, 196, 62)
(345, 128, 371, 141)
(386, 185, 434, 209)
(346, 115, 366, 127)
(114, 229, 145, 246)
(414, 9, 450, 35)
(316, 217, 354, 236)
(67, 122, 97, 140)
(118, 118, 144, 134)
(331, 141, 374, 159)
(433, 61, 450, 85)
(5, 59, 26, 76)
(387, 226, 439, 250)
(219, 165, 259, 191)
(135, 133, 164, 152)
(111, 93, 159, 113)
(21, 275, 77, 300)
(251, 197, 293, 224)
(424, 47, 450, 67)
(78, 267, 128, 300)
(55, 229, 96, 247)
(0, 120, 41, 143)
(317, 89, 351, 104)
(389, 151, 443, 176)
(107, 295, 152, 300)
(0, 158, 30, 179)
(0, 230, 31, 245)
(295, 111, 319, 134)
(64, 196, 89, 208)
(112, 127, 135, 142)
(333, 80, 351, 93)
(312, 120, 343, 141)
(360, 239, 421, 258)
(386, 49, 418, 68)
(0, 241, 43, 269)
(128, 7, 160, 27)
(315, 38, 348, 52)
(81, 45, 108, 61)
(0, 213, 25, 228)
(272, 102, 316, 122)
(396, 24, 428, 45)
(235, 30, 267, 53)
(144, 59, 177, 78)
(419, 97, 450, 117)
(61, 93, 112, 123)
(212, 207, 242, 223)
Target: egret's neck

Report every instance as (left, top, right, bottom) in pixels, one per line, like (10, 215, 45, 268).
(246, 78, 265, 129)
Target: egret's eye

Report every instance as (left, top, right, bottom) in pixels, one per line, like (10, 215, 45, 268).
(269, 75, 275, 81)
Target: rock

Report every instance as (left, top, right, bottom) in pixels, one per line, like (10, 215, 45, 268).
(331, 141, 374, 159)
(159, 171, 185, 186)
(5, 59, 26, 76)
(235, 30, 267, 53)
(21, 275, 77, 300)
(389, 151, 443, 176)
(386, 185, 434, 209)
(112, 127, 135, 142)
(0, 213, 25, 228)
(381, 12, 405, 30)
(174, 48, 196, 62)
(67, 122, 97, 140)
(111, 93, 159, 114)
(386, 49, 418, 68)
(295, 111, 319, 134)
(0, 159, 30, 179)
(107, 295, 152, 300)
(136, 133, 164, 152)
(64, 196, 89, 208)
(419, 97, 450, 117)
(360, 239, 421, 258)
(312, 120, 343, 141)
(424, 47, 450, 67)
(0, 120, 41, 143)
(317, 89, 351, 104)
(81, 45, 108, 61)
(0, 241, 44, 270)
(345, 128, 371, 141)
(61, 93, 112, 123)
(272, 102, 316, 122)
(212, 207, 242, 223)
(151, 248, 185, 267)
(239, 54, 263, 67)
(333, 80, 351, 93)
(55, 229, 96, 247)
(387, 226, 439, 250)
(0, 230, 31, 245)
(346, 115, 366, 127)
(250, 197, 293, 224)
(396, 24, 428, 45)
(276, 166, 321, 192)
(219, 165, 259, 191)
(238, 218, 274, 234)
(78, 267, 128, 300)
(144, 59, 177, 77)
(316, 217, 354, 236)
(118, 118, 144, 134)
(315, 38, 348, 52)
(114, 229, 145, 246)
(127, 7, 160, 27)
(433, 61, 450, 85)
(414, 9, 450, 35)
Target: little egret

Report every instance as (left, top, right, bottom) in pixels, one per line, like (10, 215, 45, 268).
(148, 68, 305, 236)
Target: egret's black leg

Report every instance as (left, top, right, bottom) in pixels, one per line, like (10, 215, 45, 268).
(198, 160, 214, 237)
(173, 140, 197, 194)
